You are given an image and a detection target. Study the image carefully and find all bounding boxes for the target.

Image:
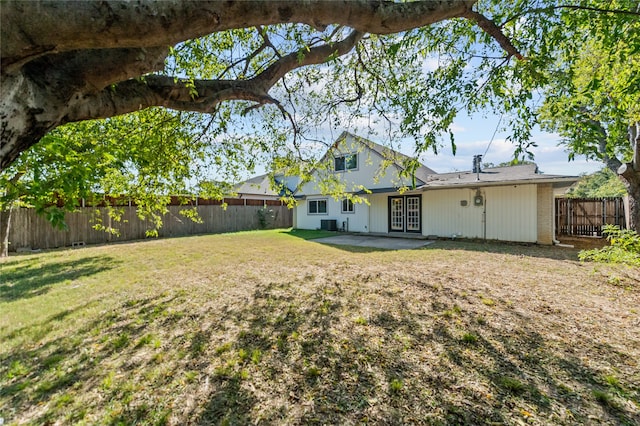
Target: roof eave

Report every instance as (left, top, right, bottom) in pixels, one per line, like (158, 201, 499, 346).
(419, 176, 580, 190)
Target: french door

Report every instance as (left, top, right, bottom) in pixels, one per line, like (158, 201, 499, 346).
(388, 195, 421, 233)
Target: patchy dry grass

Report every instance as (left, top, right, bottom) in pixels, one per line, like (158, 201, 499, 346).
(1, 229, 639, 425)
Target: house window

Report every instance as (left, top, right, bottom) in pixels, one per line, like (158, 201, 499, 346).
(334, 154, 357, 171)
(308, 199, 327, 215)
(341, 198, 355, 213)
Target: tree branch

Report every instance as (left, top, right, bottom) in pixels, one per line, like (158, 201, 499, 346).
(217, 27, 273, 79)
(2, 1, 476, 71)
(588, 117, 624, 173)
(462, 10, 523, 60)
(64, 31, 365, 123)
(23, 47, 168, 95)
(258, 30, 364, 88)
(630, 122, 640, 170)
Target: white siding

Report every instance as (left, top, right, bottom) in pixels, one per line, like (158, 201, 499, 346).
(295, 133, 417, 233)
(295, 197, 369, 232)
(485, 185, 537, 242)
(423, 189, 483, 238)
(343, 199, 369, 232)
(298, 134, 414, 195)
(369, 194, 388, 233)
(423, 185, 538, 242)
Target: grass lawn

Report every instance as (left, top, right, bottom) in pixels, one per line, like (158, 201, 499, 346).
(1, 229, 639, 425)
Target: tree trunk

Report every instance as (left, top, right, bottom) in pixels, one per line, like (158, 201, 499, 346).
(628, 181, 640, 232)
(617, 166, 640, 232)
(618, 169, 640, 232)
(0, 202, 14, 258)
(624, 123, 640, 232)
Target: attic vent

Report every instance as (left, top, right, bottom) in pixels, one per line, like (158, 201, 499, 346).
(472, 155, 482, 173)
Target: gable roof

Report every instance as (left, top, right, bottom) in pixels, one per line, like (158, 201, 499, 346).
(235, 173, 298, 198)
(235, 174, 280, 197)
(335, 131, 436, 185)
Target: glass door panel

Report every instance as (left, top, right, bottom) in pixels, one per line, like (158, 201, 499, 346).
(406, 196, 420, 231)
(390, 198, 404, 231)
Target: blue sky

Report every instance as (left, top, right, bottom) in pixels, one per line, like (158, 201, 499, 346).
(416, 112, 603, 176)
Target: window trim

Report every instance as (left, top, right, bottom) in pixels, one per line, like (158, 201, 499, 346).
(308, 198, 328, 215)
(341, 198, 355, 214)
(334, 153, 358, 172)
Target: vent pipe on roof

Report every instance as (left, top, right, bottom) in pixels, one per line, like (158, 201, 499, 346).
(473, 155, 482, 180)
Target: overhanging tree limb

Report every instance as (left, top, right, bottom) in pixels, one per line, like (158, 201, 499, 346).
(65, 30, 364, 122)
(501, 4, 640, 26)
(462, 10, 523, 60)
(1, 0, 476, 71)
(1, 0, 533, 171)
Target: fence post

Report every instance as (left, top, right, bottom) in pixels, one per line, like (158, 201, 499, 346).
(598, 198, 607, 236)
(567, 198, 572, 236)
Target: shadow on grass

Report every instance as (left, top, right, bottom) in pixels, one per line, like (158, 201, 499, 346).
(2, 278, 637, 424)
(279, 228, 343, 241)
(424, 239, 583, 261)
(0, 255, 118, 301)
(191, 280, 639, 424)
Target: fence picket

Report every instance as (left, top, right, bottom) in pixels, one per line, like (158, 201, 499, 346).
(8, 202, 292, 252)
(555, 197, 626, 237)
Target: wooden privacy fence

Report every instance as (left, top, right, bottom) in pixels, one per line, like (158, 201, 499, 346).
(8, 203, 292, 252)
(555, 197, 627, 237)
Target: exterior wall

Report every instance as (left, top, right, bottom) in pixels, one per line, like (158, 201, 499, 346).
(536, 184, 554, 244)
(296, 183, 546, 243)
(423, 184, 538, 243)
(298, 134, 414, 195)
(423, 188, 484, 238)
(485, 185, 537, 242)
(295, 197, 369, 232)
(295, 133, 417, 234)
(369, 194, 389, 233)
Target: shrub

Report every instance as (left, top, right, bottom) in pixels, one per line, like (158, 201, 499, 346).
(257, 207, 274, 229)
(579, 225, 640, 266)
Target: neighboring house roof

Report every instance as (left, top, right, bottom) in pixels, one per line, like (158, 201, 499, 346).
(235, 174, 280, 197)
(421, 164, 579, 189)
(235, 173, 299, 197)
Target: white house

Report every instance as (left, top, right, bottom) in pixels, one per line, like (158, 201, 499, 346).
(293, 132, 579, 244)
(234, 172, 299, 201)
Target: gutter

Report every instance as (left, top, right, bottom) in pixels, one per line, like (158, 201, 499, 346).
(418, 177, 579, 191)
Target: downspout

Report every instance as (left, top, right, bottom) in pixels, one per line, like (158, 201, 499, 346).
(483, 190, 487, 241)
(367, 195, 371, 233)
(553, 194, 561, 245)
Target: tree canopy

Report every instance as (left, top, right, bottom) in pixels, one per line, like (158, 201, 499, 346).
(567, 168, 628, 198)
(537, 0, 640, 228)
(2, 0, 510, 169)
(2, 1, 638, 167)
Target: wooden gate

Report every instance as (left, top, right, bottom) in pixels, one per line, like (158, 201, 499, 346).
(555, 197, 626, 237)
